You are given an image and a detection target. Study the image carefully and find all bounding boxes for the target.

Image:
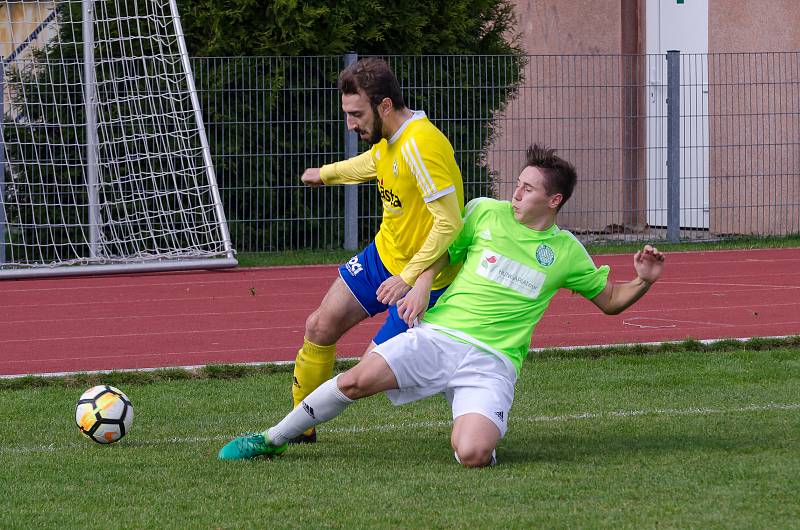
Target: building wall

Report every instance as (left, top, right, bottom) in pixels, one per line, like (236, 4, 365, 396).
(0, 2, 56, 57)
(708, 0, 800, 235)
(513, 0, 622, 54)
(491, 0, 644, 234)
(497, 0, 800, 236)
(0, 2, 58, 114)
(710, 0, 800, 53)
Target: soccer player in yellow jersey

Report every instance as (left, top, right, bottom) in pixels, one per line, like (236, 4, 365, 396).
(291, 58, 464, 442)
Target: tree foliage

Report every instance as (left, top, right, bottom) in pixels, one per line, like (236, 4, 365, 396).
(179, 0, 521, 57)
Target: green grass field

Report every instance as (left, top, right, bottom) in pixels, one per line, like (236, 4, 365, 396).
(2, 345, 799, 529)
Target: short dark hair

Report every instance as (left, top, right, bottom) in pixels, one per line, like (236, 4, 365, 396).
(338, 58, 406, 110)
(525, 144, 577, 211)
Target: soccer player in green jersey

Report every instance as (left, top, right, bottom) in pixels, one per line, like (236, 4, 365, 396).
(220, 145, 665, 467)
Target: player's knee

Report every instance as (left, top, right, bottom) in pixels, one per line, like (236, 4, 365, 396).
(305, 310, 333, 344)
(452, 433, 496, 468)
(451, 415, 500, 468)
(454, 445, 495, 468)
(336, 370, 370, 400)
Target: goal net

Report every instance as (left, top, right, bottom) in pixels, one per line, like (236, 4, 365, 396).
(0, 0, 236, 278)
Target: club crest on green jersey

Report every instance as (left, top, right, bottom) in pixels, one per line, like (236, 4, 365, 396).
(535, 244, 555, 266)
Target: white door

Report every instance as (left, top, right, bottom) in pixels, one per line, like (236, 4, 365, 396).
(646, 0, 709, 229)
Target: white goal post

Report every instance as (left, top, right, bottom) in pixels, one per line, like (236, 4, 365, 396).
(0, 0, 236, 278)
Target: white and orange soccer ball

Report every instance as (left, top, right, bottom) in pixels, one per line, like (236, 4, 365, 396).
(75, 385, 134, 444)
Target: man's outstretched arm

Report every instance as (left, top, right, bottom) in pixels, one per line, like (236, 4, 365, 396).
(590, 245, 665, 315)
(301, 151, 377, 187)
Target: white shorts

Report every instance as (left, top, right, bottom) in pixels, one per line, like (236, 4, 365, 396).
(373, 325, 517, 437)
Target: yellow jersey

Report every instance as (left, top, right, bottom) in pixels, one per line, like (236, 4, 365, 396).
(320, 111, 463, 290)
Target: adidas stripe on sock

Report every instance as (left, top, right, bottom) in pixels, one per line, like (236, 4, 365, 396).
(267, 375, 353, 445)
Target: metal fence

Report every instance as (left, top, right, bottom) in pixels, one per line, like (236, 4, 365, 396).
(193, 53, 800, 253)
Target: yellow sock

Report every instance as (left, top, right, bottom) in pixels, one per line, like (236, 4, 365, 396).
(292, 338, 336, 417)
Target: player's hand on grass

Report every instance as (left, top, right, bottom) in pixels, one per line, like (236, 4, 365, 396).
(634, 244, 665, 285)
(301, 168, 323, 187)
(397, 285, 431, 327)
(376, 274, 412, 305)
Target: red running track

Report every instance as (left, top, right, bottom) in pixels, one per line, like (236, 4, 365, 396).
(2, 248, 800, 377)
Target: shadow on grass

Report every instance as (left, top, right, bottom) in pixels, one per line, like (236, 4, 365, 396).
(498, 426, 793, 466)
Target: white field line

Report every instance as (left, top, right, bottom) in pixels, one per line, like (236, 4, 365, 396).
(2, 402, 798, 455)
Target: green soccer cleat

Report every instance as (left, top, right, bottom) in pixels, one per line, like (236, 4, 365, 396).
(218, 433, 288, 460)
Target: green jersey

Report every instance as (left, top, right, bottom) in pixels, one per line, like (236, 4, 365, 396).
(422, 198, 609, 373)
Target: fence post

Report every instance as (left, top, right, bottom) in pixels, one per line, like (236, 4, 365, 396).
(666, 50, 681, 243)
(0, 57, 5, 264)
(343, 52, 358, 251)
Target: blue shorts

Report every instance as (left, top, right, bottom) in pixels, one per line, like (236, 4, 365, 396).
(339, 241, 448, 345)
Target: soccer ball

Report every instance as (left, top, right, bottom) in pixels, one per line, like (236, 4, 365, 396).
(75, 385, 134, 444)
